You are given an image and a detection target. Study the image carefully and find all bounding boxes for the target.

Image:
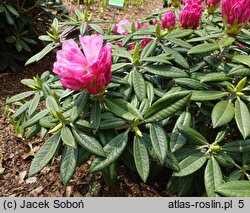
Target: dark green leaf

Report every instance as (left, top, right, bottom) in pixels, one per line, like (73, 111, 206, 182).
(104, 98, 143, 121)
(28, 92, 40, 116)
(90, 132, 128, 173)
(188, 43, 219, 54)
(6, 91, 35, 104)
(204, 157, 223, 197)
(216, 181, 250, 197)
(132, 69, 146, 102)
(133, 136, 150, 182)
(150, 123, 168, 164)
(72, 127, 105, 157)
(235, 98, 250, 139)
(60, 145, 78, 186)
(173, 152, 208, 177)
(61, 126, 76, 148)
(29, 133, 61, 176)
(177, 125, 209, 145)
(212, 100, 235, 128)
(144, 91, 192, 123)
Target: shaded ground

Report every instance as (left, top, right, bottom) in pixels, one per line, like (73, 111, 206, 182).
(0, 0, 169, 197)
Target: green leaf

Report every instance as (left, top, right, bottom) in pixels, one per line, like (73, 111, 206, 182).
(90, 132, 128, 173)
(144, 91, 192, 123)
(140, 39, 157, 59)
(204, 157, 223, 197)
(39, 116, 57, 128)
(102, 162, 119, 185)
(6, 91, 35, 104)
(46, 96, 59, 113)
(160, 44, 189, 69)
(173, 152, 208, 177)
(72, 127, 105, 157)
(80, 22, 88, 35)
(28, 92, 40, 116)
(222, 139, 250, 152)
(29, 133, 61, 176)
(200, 73, 229, 83)
(143, 65, 188, 78)
(5, 9, 14, 25)
(111, 63, 131, 73)
(140, 54, 172, 64)
(70, 91, 89, 122)
(191, 91, 228, 101)
(188, 43, 219, 54)
(167, 176, 193, 196)
(150, 123, 168, 164)
(228, 65, 250, 76)
(104, 98, 143, 121)
(100, 118, 127, 129)
(25, 43, 59, 66)
(133, 136, 150, 182)
(170, 111, 192, 152)
(212, 100, 235, 128)
(235, 98, 250, 139)
(24, 109, 49, 128)
(13, 102, 30, 119)
(167, 38, 193, 49)
(61, 126, 76, 149)
(27, 124, 41, 139)
(165, 29, 193, 39)
(215, 181, 250, 197)
(89, 24, 104, 34)
(146, 82, 154, 105)
(164, 151, 180, 172)
(132, 69, 146, 102)
(60, 145, 78, 186)
(177, 125, 209, 145)
(174, 78, 208, 90)
(90, 101, 101, 130)
(231, 55, 250, 67)
(218, 36, 235, 48)
(5, 5, 19, 16)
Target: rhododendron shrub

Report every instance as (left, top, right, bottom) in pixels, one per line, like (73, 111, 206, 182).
(5, 2, 250, 197)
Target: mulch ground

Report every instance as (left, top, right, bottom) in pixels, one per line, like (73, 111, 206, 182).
(0, 0, 170, 197)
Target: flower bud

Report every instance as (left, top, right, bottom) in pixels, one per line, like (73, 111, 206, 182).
(179, 3, 203, 29)
(222, 0, 250, 35)
(161, 12, 176, 30)
(205, 0, 221, 14)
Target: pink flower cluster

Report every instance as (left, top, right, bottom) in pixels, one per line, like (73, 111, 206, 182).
(161, 12, 176, 30)
(222, 0, 250, 35)
(114, 19, 151, 50)
(53, 35, 112, 95)
(179, 0, 203, 29)
(205, 0, 221, 14)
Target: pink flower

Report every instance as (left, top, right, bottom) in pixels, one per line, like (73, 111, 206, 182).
(179, 3, 203, 29)
(222, 0, 250, 35)
(161, 12, 176, 30)
(53, 35, 112, 94)
(182, 0, 202, 5)
(114, 19, 131, 35)
(206, 0, 221, 14)
(140, 38, 152, 47)
(135, 20, 141, 29)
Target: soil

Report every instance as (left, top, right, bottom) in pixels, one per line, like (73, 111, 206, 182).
(0, 0, 169, 197)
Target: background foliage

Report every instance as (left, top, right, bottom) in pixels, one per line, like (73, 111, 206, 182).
(5, 1, 250, 196)
(0, 0, 66, 72)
